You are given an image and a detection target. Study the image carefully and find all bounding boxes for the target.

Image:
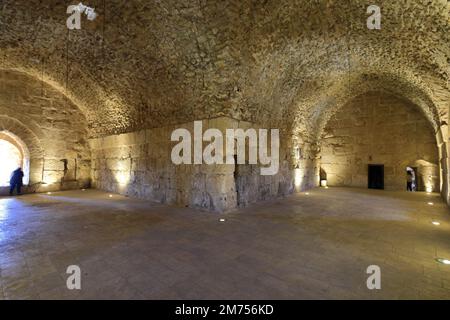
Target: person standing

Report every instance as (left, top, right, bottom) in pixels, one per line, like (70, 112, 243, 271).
(9, 167, 24, 196)
(406, 170, 413, 192)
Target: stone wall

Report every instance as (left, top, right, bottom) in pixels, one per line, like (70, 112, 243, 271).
(2, 1, 448, 143)
(291, 139, 320, 192)
(436, 124, 450, 204)
(1, 1, 447, 208)
(320, 92, 439, 191)
(0, 70, 90, 195)
(89, 117, 295, 212)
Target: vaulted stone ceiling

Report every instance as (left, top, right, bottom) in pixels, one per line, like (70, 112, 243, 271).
(1, 0, 448, 139)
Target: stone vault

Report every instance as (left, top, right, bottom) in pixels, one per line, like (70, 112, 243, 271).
(0, 0, 448, 211)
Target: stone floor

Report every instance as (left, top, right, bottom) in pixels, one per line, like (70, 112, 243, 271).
(0, 187, 449, 300)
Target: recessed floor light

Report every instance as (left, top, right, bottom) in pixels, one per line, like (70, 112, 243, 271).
(432, 221, 441, 226)
(47, 192, 52, 195)
(428, 202, 434, 206)
(109, 194, 113, 198)
(436, 258, 450, 265)
(305, 192, 310, 195)
(219, 218, 226, 222)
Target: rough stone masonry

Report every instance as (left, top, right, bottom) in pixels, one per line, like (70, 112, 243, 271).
(0, 1, 448, 211)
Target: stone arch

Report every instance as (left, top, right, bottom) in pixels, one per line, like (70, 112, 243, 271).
(318, 91, 440, 191)
(318, 89, 439, 139)
(405, 159, 439, 193)
(287, 67, 446, 193)
(0, 130, 30, 185)
(290, 71, 443, 143)
(0, 67, 91, 194)
(0, 115, 44, 185)
(0, 115, 44, 158)
(313, 84, 444, 194)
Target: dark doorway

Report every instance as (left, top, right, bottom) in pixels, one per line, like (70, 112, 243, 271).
(368, 164, 384, 190)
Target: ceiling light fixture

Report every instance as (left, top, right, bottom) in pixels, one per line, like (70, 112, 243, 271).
(74, 2, 97, 21)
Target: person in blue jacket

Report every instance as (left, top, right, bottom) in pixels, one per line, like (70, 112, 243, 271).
(9, 167, 24, 196)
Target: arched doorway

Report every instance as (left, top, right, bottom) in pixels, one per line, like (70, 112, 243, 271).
(0, 131, 30, 187)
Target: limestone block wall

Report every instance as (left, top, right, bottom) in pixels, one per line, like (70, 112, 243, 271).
(0, 70, 90, 195)
(437, 124, 450, 204)
(230, 120, 294, 208)
(89, 117, 294, 212)
(320, 92, 439, 191)
(291, 141, 320, 192)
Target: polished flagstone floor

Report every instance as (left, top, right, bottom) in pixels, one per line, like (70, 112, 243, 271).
(0, 187, 450, 299)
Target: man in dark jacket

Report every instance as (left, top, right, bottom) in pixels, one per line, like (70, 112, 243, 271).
(406, 170, 413, 192)
(9, 167, 24, 195)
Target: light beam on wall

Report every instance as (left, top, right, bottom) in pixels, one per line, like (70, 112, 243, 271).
(115, 171, 130, 186)
(294, 168, 302, 190)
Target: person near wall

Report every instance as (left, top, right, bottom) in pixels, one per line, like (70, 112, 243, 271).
(406, 170, 413, 192)
(9, 167, 24, 196)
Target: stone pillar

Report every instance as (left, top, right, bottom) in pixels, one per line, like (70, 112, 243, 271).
(436, 124, 449, 204)
(292, 137, 320, 192)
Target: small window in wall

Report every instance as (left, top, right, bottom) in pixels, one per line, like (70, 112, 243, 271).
(368, 164, 384, 190)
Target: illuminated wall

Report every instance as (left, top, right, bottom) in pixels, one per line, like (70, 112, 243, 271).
(89, 117, 295, 212)
(0, 70, 90, 195)
(320, 92, 439, 191)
